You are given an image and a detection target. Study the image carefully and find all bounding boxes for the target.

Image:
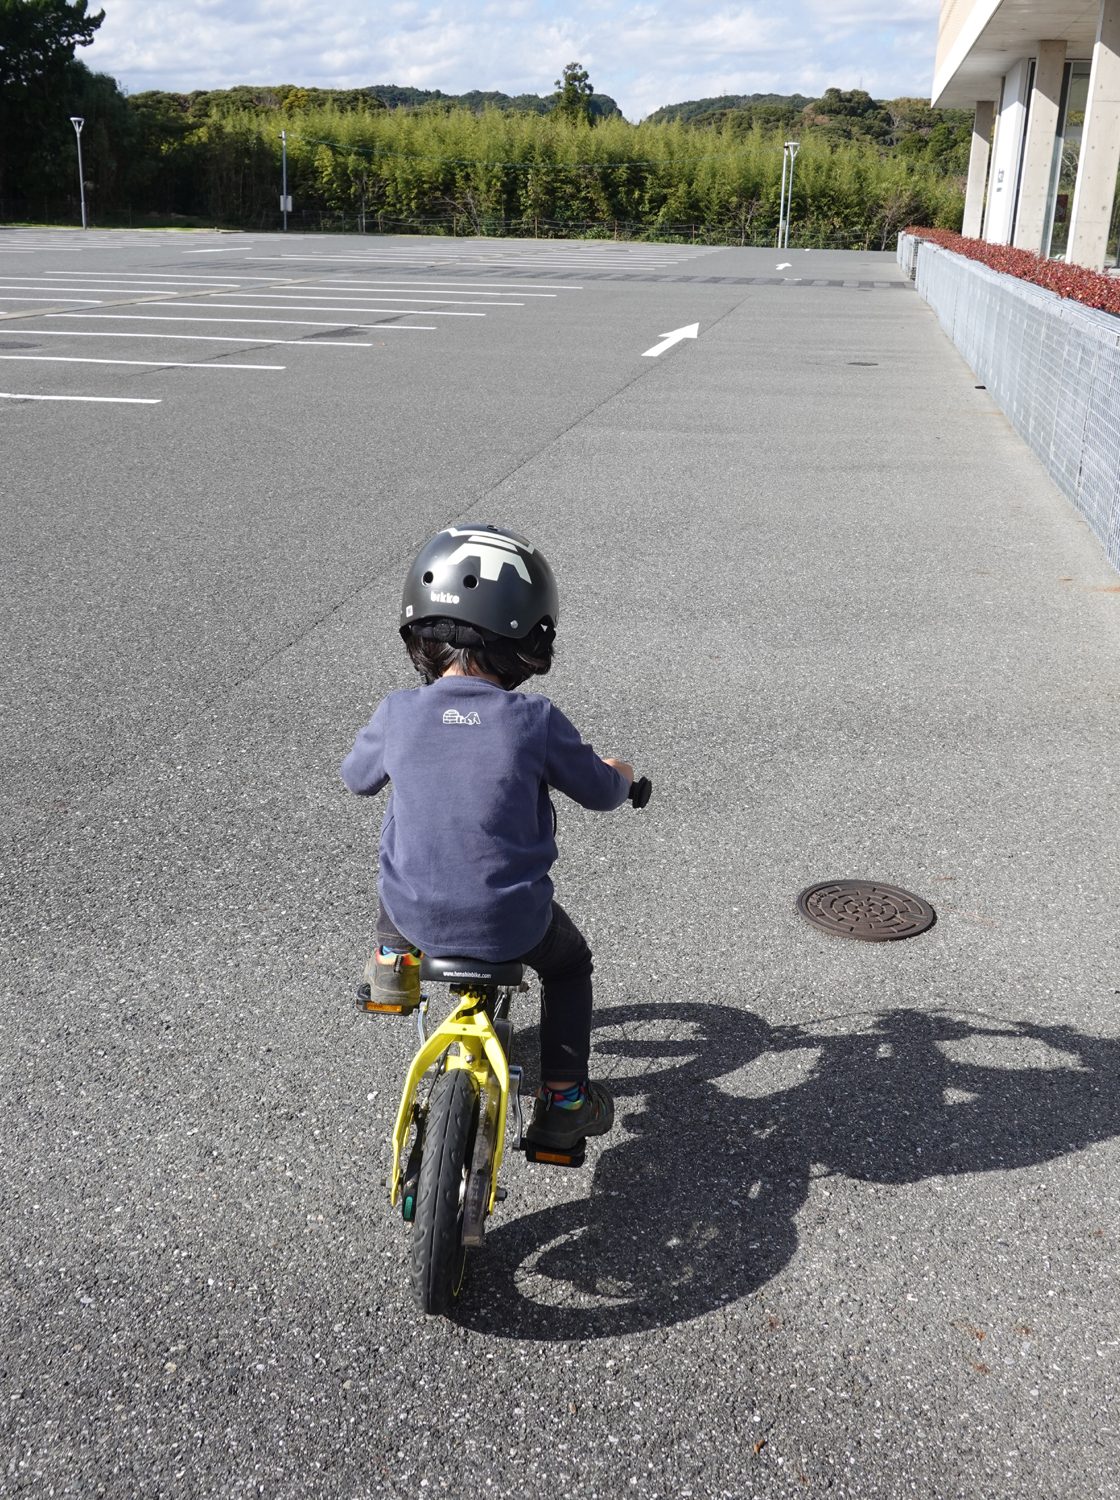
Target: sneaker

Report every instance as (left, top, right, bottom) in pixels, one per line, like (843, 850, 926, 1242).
(525, 1080, 614, 1151)
(358, 946, 422, 1013)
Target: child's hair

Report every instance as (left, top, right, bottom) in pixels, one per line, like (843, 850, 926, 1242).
(404, 619, 554, 690)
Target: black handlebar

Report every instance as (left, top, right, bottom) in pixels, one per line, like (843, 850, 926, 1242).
(628, 776, 652, 810)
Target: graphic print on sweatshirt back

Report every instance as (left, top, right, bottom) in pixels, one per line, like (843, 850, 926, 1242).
(341, 676, 628, 960)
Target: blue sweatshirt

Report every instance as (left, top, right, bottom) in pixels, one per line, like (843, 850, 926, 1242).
(341, 675, 629, 960)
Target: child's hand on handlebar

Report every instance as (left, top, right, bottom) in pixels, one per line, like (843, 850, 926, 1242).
(602, 759, 651, 809)
(601, 756, 634, 784)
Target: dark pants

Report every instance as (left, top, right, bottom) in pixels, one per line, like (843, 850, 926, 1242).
(376, 900, 594, 1082)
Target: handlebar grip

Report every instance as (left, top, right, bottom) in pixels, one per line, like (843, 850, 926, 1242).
(628, 776, 652, 809)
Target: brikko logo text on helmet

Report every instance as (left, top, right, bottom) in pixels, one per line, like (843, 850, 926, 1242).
(430, 590, 460, 604)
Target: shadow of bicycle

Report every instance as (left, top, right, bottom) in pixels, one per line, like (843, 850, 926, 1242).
(452, 1000, 1120, 1340)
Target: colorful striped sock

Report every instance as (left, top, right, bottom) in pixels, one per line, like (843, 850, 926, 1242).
(547, 1082, 586, 1112)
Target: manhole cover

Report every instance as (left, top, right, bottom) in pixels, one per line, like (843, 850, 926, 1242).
(796, 881, 936, 942)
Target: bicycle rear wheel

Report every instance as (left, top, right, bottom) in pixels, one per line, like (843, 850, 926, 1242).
(409, 1067, 480, 1315)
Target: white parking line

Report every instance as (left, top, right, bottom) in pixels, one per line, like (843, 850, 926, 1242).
(143, 300, 485, 318)
(45, 268, 570, 293)
(2, 329, 372, 348)
(279, 256, 694, 270)
(42, 272, 283, 283)
(0, 295, 103, 303)
(246, 265, 583, 290)
(212, 291, 521, 307)
(0, 284, 219, 296)
(0, 354, 284, 370)
(245, 257, 588, 287)
(297, 281, 559, 296)
(52, 313, 436, 331)
(249, 250, 699, 263)
(39, 272, 245, 284)
(0, 391, 161, 404)
(472, 258, 690, 270)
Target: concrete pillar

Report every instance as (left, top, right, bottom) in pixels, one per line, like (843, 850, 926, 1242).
(963, 100, 996, 238)
(1068, 0, 1120, 269)
(1013, 42, 1067, 251)
(983, 60, 1032, 243)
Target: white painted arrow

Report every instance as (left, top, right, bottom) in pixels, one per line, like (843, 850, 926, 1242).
(777, 262, 792, 270)
(642, 321, 699, 358)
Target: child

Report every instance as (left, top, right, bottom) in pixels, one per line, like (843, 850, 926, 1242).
(341, 524, 635, 1152)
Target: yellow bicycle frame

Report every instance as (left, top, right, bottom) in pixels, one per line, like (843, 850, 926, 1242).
(388, 990, 512, 1216)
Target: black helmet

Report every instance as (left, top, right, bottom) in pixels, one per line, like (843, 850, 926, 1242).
(400, 524, 559, 643)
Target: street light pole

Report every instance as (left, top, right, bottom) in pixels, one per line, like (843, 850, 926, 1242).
(70, 116, 87, 230)
(777, 144, 790, 250)
(784, 141, 800, 249)
(280, 129, 288, 231)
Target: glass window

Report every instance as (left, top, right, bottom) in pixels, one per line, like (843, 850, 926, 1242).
(1046, 61, 1092, 260)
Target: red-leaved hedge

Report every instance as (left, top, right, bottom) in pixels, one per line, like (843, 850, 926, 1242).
(903, 226, 1120, 317)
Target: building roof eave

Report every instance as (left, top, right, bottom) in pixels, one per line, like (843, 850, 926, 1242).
(932, 0, 1101, 107)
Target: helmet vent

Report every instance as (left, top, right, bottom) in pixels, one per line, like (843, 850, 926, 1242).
(400, 525, 558, 642)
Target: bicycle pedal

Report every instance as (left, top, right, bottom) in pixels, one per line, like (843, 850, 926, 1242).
(354, 982, 414, 1017)
(522, 1139, 586, 1169)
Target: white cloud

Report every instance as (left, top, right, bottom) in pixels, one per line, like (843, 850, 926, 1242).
(84, 0, 940, 117)
(804, 0, 938, 22)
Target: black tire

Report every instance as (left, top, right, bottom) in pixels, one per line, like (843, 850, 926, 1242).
(409, 1068, 479, 1315)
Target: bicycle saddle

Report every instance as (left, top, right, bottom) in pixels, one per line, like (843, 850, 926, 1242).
(420, 955, 526, 986)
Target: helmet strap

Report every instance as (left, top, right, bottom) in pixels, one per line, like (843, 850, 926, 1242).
(407, 619, 490, 648)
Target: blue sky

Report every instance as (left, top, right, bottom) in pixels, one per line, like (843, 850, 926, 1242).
(83, 0, 942, 120)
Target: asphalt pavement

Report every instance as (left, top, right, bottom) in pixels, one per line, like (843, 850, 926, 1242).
(2, 228, 1118, 1499)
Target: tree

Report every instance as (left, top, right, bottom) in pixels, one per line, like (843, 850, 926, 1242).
(803, 88, 891, 143)
(0, 0, 106, 207)
(552, 62, 593, 125)
(0, 0, 103, 88)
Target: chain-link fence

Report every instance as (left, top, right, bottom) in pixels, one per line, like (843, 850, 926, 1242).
(1, 201, 914, 252)
(901, 234, 1120, 573)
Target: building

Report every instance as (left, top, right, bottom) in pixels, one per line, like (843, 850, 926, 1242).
(933, 0, 1120, 268)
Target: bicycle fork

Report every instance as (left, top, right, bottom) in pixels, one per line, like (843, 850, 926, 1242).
(388, 996, 514, 1236)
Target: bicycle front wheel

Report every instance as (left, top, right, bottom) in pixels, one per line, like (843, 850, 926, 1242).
(409, 1067, 480, 1315)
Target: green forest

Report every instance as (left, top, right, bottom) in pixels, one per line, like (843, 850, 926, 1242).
(0, 0, 971, 247)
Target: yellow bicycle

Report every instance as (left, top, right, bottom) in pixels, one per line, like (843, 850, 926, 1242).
(356, 776, 651, 1316)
